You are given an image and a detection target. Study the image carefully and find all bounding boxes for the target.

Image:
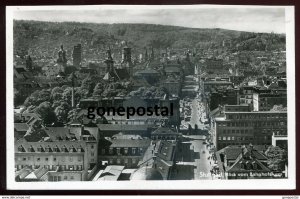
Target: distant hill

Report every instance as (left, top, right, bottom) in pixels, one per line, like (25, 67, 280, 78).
(13, 20, 286, 58)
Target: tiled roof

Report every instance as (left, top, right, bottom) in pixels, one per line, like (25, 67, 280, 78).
(156, 141, 177, 161)
(110, 139, 151, 148)
(97, 124, 151, 131)
(151, 127, 179, 135)
(15, 140, 86, 153)
(45, 127, 81, 141)
(98, 165, 125, 181)
(14, 123, 30, 132)
(224, 147, 242, 160)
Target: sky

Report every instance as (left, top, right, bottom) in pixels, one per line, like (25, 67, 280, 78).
(12, 5, 286, 33)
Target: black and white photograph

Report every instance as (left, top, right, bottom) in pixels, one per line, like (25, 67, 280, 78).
(6, 5, 295, 190)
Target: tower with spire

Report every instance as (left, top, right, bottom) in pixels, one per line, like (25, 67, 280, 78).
(57, 44, 67, 66)
(150, 47, 155, 61)
(104, 47, 114, 73)
(121, 42, 133, 77)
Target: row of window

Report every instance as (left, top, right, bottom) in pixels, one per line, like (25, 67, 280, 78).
(108, 158, 139, 165)
(222, 129, 251, 134)
(226, 114, 287, 120)
(49, 175, 75, 181)
(18, 146, 85, 153)
(218, 136, 271, 141)
(217, 142, 271, 149)
(102, 147, 144, 155)
(16, 164, 83, 171)
(16, 156, 83, 162)
(218, 121, 286, 127)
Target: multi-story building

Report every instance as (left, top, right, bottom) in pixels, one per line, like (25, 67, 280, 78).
(253, 92, 287, 111)
(203, 80, 233, 94)
(72, 44, 82, 68)
(162, 75, 182, 97)
(216, 145, 274, 179)
(98, 137, 151, 168)
(15, 140, 89, 181)
(214, 110, 287, 150)
(238, 86, 258, 109)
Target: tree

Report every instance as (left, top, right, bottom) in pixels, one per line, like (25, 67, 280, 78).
(24, 89, 51, 107)
(50, 86, 64, 101)
(67, 108, 79, 123)
(265, 146, 288, 171)
(270, 104, 287, 111)
(35, 101, 57, 125)
(93, 83, 104, 97)
(81, 75, 100, 95)
(54, 102, 71, 123)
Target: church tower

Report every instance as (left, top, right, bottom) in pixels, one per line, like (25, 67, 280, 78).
(121, 44, 133, 77)
(105, 47, 114, 73)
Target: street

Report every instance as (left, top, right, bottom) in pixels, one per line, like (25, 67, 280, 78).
(171, 136, 214, 180)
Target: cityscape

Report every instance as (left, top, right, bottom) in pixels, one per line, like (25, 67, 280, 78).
(13, 7, 288, 182)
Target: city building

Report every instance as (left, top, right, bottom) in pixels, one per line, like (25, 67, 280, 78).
(15, 140, 89, 181)
(216, 145, 274, 179)
(214, 110, 287, 150)
(72, 44, 82, 68)
(98, 137, 151, 168)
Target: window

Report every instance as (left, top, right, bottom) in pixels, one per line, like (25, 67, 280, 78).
(117, 159, 121, 164)
(223, 137, 226, 141)
(23, 157, 26, 161)
(101, 149, 106, 155)
(70, 176, 74, 180)
(117, 148, 120, 154)
(109, 159, 113, 164)
(78, 157, 82, 162)
(64, 176, 68, 180)
(218, 137, 221, 141)
(140, 148, 143, 153)
(91, 145, 94, 149)
(45, 158, 48, 161)
(91, 152, 94, 156)
(132, 148, 136, 155)
(232, 130, 235, 134)
(232, 136, 235, 140)
(227, 137, 231, 141)
(109, 148, 113, 155)
(37, 158, 40, 161)
(124, 148, 128, 155)
(53, 157, 56, 161)
(132, 159, 136, 164)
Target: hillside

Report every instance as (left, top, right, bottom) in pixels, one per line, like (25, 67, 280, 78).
(13, 20, 286, 59)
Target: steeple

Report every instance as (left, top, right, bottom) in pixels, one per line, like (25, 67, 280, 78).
(121, 43, 133, 77)
(150, 47, 154, 61)
(104, 47, 114, 73)
(144, 48, 149, 61)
